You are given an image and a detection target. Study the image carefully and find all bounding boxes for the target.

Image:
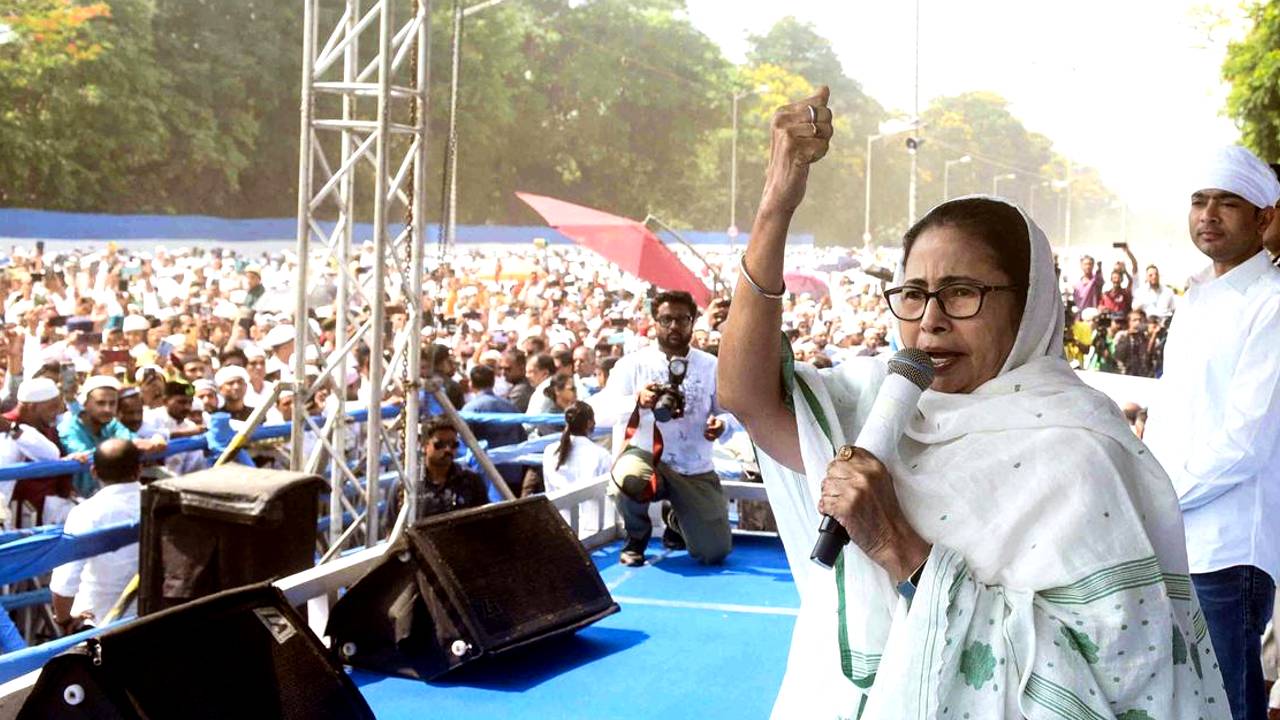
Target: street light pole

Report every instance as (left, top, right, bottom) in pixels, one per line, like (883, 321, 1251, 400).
(943, 155, 971, 201)
(729, 85, 767, 247)
(863, 133, 882, 247)
(730, 91, 741, 245)
(993, 172, 1016, 196)
(1029, 181, 1049, 217)
(908, 0, 920, 226)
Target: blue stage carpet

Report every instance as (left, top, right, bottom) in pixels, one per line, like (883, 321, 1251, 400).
(355, 534, 798, 719)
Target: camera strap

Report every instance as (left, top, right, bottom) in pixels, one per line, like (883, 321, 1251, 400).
(622, 401, 663, 465)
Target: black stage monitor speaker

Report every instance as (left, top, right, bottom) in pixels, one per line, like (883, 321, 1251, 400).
(327, 495, 620, 680)
(139, 465, 325, 615)
(18, 583, 374, 720)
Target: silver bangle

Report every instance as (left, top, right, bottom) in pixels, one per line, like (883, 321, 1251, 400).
(738, 254, 786, 300)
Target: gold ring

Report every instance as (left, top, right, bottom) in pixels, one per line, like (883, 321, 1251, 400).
(807, 104, 817, 123)
(836, 444, 856, 461)
(811, 121, 819, 137)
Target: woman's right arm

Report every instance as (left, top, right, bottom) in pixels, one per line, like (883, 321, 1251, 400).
(718, 86, 832, 473)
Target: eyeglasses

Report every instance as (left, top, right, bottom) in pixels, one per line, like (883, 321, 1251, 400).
(655, 314, 693, 328)
(431, 439, 459, 450)
(883, 282, 1020, 321)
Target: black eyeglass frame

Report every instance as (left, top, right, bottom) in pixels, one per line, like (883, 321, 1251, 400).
(882, 282, 1021, 321)
(654, 314, 694, 328)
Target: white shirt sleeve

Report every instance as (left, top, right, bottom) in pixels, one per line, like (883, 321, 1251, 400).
(588, 355, 640, 430)
(1177, 297, 1280, 510)
(13, 424, 62, 463)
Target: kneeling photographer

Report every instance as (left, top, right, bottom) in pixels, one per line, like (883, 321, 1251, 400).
(596, 290, 732, 567)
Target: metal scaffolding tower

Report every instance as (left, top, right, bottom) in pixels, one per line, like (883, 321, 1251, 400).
(292, 0, 431, 556)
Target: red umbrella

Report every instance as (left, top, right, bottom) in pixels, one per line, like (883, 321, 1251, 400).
(516, 192, 712, 307)
(783, 270, 830, 298)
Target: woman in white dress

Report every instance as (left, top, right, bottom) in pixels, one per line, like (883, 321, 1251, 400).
(541, 401, 610, 494)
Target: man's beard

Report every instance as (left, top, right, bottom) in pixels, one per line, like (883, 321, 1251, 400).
(658, 333, 690, 355)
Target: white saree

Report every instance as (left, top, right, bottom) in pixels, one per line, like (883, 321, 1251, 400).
(754, 196, 1229, 719)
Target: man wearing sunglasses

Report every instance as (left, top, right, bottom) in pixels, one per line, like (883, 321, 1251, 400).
(419, 416, 488, 518)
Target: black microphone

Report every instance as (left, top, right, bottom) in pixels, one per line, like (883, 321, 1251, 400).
(810, 348, 935, 569)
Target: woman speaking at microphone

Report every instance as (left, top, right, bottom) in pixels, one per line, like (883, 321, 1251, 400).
(717, 87, 1227, 719)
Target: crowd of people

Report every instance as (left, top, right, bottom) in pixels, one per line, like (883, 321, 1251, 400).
(0, 154, 1277, 708)
(0, 232, 1196, 520)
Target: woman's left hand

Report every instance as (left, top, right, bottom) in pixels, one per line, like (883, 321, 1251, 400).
(818, 446, 931, 583)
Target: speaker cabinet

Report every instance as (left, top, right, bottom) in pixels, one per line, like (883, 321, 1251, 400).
(18, 583, 374, 720)
(139, 465, 325, 615)
(327, 495, 619, 680)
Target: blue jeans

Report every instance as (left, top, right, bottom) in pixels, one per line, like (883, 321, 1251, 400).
(1193, 565, 1276, 720)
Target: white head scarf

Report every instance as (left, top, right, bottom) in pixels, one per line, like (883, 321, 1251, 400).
(1191, 144, 1280, 209)
(892, 194, 1063, 377)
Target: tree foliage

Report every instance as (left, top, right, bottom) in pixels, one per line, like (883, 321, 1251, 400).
(0, 1, 1113, 245)
(1223, 1, 1280, 162)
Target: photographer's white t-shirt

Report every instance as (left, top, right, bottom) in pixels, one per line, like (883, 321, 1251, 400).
(595, 346, 725, 476)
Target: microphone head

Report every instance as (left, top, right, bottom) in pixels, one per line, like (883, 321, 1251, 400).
(887, 348, 935, 390)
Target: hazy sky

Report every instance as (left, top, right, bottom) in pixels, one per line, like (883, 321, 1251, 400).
(686, 0, 1252, 248)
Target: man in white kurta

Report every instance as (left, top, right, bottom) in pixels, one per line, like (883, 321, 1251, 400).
(1144, 145, 1280, 720)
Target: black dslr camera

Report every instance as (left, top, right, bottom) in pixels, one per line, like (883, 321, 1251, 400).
(651, 356, 688, 422)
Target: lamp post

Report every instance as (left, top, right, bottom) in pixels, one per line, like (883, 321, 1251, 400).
(862, 132, 883, 247)
(1029, 180, 1049, 217)
(1112, 200, 1129, 245)
(943, 155, 971, 201)
(1051, 179, 1070, 245)
(992, 172, 1017, 196)
(729, 85, 768, 246)
(440, 0, 510, 256)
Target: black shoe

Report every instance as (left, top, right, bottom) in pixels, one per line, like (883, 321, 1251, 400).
(619, 539, 647, 567)
(661, 503, 686, 550)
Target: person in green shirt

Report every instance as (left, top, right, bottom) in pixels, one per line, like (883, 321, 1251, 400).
(57, 376, 166, 497)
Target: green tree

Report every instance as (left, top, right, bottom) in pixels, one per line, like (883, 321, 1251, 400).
(740, 16, 887, 245)
(436, 0, 732, 231)
(912, 92, 1113, 244)
(0, 0, 112, 205)
(1223, 1, 1280, 162)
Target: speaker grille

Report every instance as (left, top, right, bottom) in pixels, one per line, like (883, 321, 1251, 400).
(413, 498, 616, 646)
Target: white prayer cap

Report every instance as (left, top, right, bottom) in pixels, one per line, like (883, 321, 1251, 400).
(243, 344, 266, 360)
(193, 379, 217, 393)
(17, 377, 60, 403)
(122, 315, 150, 333)
(1193, 145, 1280, 209)
(212, 300, 239, 321)
(39, 344, 66, 365)
(134, 364, 165, 383)
(264, 324, 295, 348)
(5, 299, 33, 324)
(79, 375, 122, 403)
(214, 365, 250, 387)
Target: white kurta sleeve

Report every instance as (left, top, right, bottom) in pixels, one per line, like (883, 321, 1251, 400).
(1177, 296, 1280, 510)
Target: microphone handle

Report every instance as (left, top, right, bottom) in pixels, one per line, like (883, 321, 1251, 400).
(807, 372, 925, 570)
(810, 515, 849, 569)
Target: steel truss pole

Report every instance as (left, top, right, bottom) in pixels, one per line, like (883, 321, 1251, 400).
(295, 0, 432, 556)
